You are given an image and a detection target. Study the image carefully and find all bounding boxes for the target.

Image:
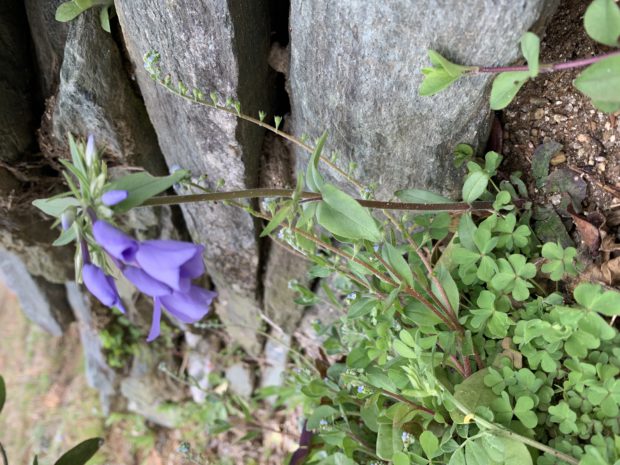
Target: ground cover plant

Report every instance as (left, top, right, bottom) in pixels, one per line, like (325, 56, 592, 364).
(5, 1, 620, 463)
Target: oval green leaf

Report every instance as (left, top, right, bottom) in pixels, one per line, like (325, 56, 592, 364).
(584, 0, 620, 46)
(489, 71, 530, 110)
(54, 438, 104, 465)
(574, 56, 620, 113)
(462, 171, 489, 203)
(317, 183, 382, 242)
(520, 32, 540, 77)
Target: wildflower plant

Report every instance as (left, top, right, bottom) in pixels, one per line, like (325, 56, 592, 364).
(29, 37, 620, 465)
(33, 135, 215, 341)
(419, 0, 620, 112)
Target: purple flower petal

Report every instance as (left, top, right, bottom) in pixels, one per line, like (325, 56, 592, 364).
(101, 190, 128, 207)
(160, 285, 216, 324)
(147, 297, 162, 342)
(93, 220, 138, 262)
(136, 240, 204, 291)
(123, 266, 172, 297)
(85, 134, 96, 166)
(82, 264, 125, 312)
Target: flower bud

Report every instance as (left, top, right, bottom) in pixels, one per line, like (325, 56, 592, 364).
(61, 209, 75, 230)
(85, 134, 96, 167)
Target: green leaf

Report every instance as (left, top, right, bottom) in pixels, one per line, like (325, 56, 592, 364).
(520, 32, 540, 77)
(432, 264, 459, 315)
(33, 455, 39, 465)
(306, 131, 327, 192)
(532, 140, 562, 188)
(54, 438, 103, 465)
(574, 56, 620, 113)
(0, 375, 5, 414)
(376, 423, 395, 460)
(348, 297, 378, 319)
(419, 431, 439, 458)
(458, 213, 476, 250)
(393, 340, 417, 358)
(395, 189, 452, 204)
(514, 397, 537, 428)
(497, 437, 533, 465)
(383, 243, 414, 287)
(317, 184, 382, 242)
(392, 451, 410, 465)
(99, 6, 111, 33)
(307, 405, 338, 430)
(428, 50, 473, 77)
(419, 67, 461, 96)
(462, 171, 489, 203)
(261, 203, 291, 237)
(452, 369, 498, 423)
(448, 448, 466, 465)
(584, 0, 620, 46)
(105, 170, 189, 212)
(53, 224, 78, 246)
(574, 282, 620, 316)
(55, 1, 84, 22)
(489, 71, 530, 110)
(32, 197, 80, 218)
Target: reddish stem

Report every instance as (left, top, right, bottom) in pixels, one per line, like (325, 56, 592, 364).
(475, 50, 620, 74)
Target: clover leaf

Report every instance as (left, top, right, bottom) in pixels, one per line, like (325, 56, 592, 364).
(491, 254, 536, 301)
(548, 401, 578, 434)
(541, 242, 578, 281)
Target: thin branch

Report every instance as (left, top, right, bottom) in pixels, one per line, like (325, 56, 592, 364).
(475, 50, 620, 74)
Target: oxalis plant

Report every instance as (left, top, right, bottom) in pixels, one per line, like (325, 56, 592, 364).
(29, 46, 620, 465)
(420, 0, 620, 112)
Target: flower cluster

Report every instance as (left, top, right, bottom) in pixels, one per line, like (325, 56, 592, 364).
(82, 213, 216, 341)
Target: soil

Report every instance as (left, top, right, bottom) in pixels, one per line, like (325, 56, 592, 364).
(502, 0, 620, 286)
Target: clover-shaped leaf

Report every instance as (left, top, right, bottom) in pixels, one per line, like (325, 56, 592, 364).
(573, 283, 620, 317)
(514, 396, 538, 428)
(548, 401, 578, 434)
(491, 254, 536, 301)
(541, 242, 578, 281)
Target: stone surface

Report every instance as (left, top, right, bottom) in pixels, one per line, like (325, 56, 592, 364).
(0, 249, 73, 336)
(115, 0, 274, 351)
(0, 0, 37, 163)
(66, 281, 119, 414)
(260, 334, 291, 400)
(52, 10, 166, 173)
(24, 0, 68, 97)
(225, 362, 254, 398)
(289, 0, 558, 198)
(185, 332, 214, 404)
(263, 244, 308, 333)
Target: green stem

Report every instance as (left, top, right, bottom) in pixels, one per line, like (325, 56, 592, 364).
(142, 188, 494, 212)
(442, 384, 579, 465)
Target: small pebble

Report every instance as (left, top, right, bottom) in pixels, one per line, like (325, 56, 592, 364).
(534, 108, 544, 120)
(550, 152, 566, 165)
(531, 129, 539, 137)
(597, 162, 606, 172)
(553, 114, 567, 123)
(577, 134, 589, 142)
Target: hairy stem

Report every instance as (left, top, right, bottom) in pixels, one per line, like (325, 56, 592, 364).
(142, 188, 493, 212)
(475, 50, 620, 74)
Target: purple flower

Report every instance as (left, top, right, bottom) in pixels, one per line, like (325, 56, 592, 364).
(82, 263, 125, 313)
(101, 190, 128, 207)
(85, 134, 96, 166)
(90, 219, 215, 341)
(135, 240, 205, 292)
(147, 286, 216, 341)
(93, 220, 138, 262)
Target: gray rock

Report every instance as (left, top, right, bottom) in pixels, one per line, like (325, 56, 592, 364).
(185, 332, 214, 404)
(52, 10, 166, 173)
(115, 1, 274, 349)
(263, 244, 308, 333)
(289, 0, 557, 198)
(225, 362, 254, 398)
(66, 282, 119, 414)
(24, 0, 68, 97)
(120, 344, 186, 428)
(0, 249, 73, 336)
(260, 334, 291, 400)
(0, 0, 37, 163)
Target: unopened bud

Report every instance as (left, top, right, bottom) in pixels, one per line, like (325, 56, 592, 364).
(85, 135, 96, 167)
(61, 209, 75, 230)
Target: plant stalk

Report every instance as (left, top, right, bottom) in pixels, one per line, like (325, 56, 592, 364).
(475, 50, 620, 74)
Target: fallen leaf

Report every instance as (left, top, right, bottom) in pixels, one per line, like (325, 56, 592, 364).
(568, 207, 600, 254)
(532, 140, 563, 188)
(601, 256, 620, 286)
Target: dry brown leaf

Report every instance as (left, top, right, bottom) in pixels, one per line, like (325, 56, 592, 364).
(569, 211, 601, 253)
(600, 257, 620, 287)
